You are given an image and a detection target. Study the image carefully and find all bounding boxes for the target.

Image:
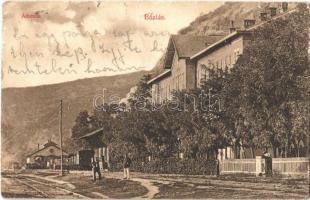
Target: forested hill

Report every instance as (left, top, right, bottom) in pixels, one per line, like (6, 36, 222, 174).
(178, 2, 289, 35)
(2, 71, 147, 166)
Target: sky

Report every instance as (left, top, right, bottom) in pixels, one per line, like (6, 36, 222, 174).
(2, 1, 223, 88)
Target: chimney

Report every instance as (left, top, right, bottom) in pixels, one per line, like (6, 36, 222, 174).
(260, 12, 268, 21)
(244, 19, 256, 29)
(229, 20, 236, 33)
(270, 7, 277, 17)
(282, 2, 288, 12)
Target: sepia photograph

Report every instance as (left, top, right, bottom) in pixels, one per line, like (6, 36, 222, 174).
(1, 1, 310, 199)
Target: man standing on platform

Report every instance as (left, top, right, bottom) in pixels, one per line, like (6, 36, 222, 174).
(92, 158, 101, 181)
(123, 154, 131, 179)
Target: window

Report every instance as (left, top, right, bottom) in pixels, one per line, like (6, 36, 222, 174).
(174, 77, 177, 90)
(199, 65, 209, 86)
(206, 69, 209, 80)
(168, 84, 171, 99)
(201, 69, 206, 81)
(182, 73, 185, 89)
(160, 84, 164, 100)
(234, 48, 241, 62)
(179, 74, 183, 90)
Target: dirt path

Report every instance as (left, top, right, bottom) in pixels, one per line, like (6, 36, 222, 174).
(133, 178, 169, 198)
(130, 178, 159, 198)
(105, 173, 171, 199)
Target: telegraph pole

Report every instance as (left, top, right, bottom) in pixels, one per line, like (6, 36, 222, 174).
(59, 100, 63, 176)
(308, 84, 310, 197)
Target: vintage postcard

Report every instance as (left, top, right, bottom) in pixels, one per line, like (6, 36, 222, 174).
(1, 1, 310, 199)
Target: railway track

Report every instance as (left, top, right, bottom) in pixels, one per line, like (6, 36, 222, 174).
(4, 173, 89, 198)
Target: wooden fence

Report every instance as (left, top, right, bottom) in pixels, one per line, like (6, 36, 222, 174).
(220, 157, 309, 176)
(220, 159, 256, 174)
(272, 157, 309, 176)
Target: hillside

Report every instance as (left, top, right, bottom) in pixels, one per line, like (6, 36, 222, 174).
(1, 71, 148, 166)
(178, 2, 276, 35)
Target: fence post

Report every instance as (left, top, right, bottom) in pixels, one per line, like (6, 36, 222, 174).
(216, 159, 220, 176)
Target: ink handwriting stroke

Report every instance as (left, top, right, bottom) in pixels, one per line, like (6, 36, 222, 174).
(6, 28, 170, 76)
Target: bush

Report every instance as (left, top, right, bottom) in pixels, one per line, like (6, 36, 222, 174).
(111, 157, 218, 175)
(26, 163, 44, 169)
(67, 164, 92, 171)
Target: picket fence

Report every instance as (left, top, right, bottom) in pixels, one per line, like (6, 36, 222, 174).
(220, 157, 309, 176)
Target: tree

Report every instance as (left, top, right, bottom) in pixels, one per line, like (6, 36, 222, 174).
(129, 74, 152, 109)
(70, 110, 92, 151)
(230, 5, 310, 157)
(71, 110, 91, 138)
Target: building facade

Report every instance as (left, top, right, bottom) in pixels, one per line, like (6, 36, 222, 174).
(148, 3, 294, 104)
(79, 128, 110, 170)
(148, 31, 251, 103)
(26, 140, 69, 168)
(147, 35, 223, 103)
(193, 30, 253, 87)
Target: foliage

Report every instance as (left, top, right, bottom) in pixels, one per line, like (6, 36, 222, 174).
(111, 157, 218, 175)
(69, 110, 93, 151)
(128, 74, 152, 108)
(69, 6, 309, 162)
(228, 5, 310, 157)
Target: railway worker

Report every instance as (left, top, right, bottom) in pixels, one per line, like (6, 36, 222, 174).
(123, 154, 131, 179)
(92, 158, 101, 181)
